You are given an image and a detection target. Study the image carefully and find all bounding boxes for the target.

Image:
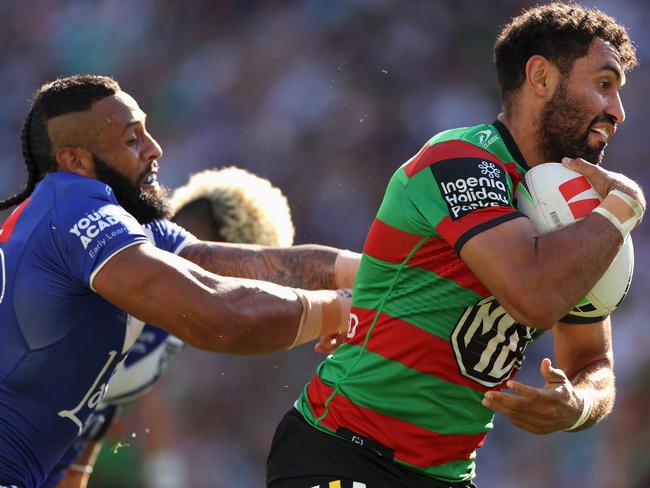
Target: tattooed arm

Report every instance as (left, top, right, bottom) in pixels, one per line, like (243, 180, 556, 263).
(179, 242, 359, 290)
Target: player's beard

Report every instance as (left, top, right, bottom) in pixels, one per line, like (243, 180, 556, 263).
(93, 154, 171, 224)
(536, 78, 612, 166)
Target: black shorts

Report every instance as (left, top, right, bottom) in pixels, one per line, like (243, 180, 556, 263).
(266, 409, 478, 488)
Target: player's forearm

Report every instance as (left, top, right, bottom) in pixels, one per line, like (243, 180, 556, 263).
(180, 242, 359, 290)
(565, 358, 616, 432)
(94, 245, 352, 354)
(177, 272, 350, 354)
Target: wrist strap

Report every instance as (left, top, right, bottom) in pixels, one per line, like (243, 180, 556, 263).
(289, 289, 352, 349)
(289, 290, 323, 349)
(593, 189, 643, 239)
(69, 463, 94, 474)
(334, 250, 360, 289)
(564, 393, 594, 432)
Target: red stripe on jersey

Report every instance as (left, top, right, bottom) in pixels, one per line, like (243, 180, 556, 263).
(363, 219, 489, 296)
(0, 198, 31, 243)
(307, 375, 487, 468)
(404, 140, 505, 177)
(347, 307, 509, 393)
(435, 206, 518, 249)
(363, 218, 423, 263)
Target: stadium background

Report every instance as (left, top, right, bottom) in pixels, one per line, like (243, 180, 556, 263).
(0, 1, 648, 487)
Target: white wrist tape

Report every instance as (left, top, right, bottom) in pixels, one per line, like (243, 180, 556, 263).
(564, 393, 594, 432)
(289, 290, 324, 349)
(334, 250, 361, 289)
(289, 289, 352, 349)
(592, 189, 644, 239)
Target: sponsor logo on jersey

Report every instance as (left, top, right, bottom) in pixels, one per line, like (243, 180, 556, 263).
(476, 129, 498, 148)
(451, 296, 534, 387)
(58, 350, 119, 433)
(430, 157, 510, 220)
(68, 209, 125, 251)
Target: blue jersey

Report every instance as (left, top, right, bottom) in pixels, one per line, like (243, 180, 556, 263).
(0, 172, 193, 488)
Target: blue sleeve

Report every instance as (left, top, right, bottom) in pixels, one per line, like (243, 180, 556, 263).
(54, 181, 149, 289)
(143, 219, 197, 254)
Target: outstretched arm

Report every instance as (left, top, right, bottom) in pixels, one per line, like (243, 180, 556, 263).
(179, 242, 360, 290)
(93, 243, 351, 354)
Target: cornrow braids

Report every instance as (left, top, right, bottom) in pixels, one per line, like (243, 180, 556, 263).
(0, 109, 39, 210)
(0, 75, 120, 210)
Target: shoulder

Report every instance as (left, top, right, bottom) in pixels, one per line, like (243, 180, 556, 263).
(46, 173, 120, 217)
(49, 172, 117, 201)
(426, 123, 497, 149)
(403, 123, 503, 178)
(142, 219, 197, 254)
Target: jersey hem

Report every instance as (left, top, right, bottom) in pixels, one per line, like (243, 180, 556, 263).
(172, 236, 197, 256)
(89, 239, 148, 292)
(454, 211, 526, 254)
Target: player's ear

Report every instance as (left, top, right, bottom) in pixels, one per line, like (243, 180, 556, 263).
(525, 55, 560, 99)
(55, 147, 95, 178)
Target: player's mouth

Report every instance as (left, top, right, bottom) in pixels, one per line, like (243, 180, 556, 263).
(589, 124, 615, 144)
(140, 171, 159, 191)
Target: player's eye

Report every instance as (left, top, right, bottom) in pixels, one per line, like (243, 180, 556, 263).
(599, 80, 611, 90)
(126, 134, 138, 146)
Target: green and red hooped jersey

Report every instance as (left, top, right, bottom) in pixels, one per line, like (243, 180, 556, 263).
(296, 121, 545, 483)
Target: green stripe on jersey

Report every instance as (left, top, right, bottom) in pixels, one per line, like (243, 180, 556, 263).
(319, 346, 493, 434)
(375, 169, 445, 236)
(354, 255, 483, 340)
(427, 123, 525, 173)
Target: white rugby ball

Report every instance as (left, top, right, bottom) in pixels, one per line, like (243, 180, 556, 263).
(515, 162, 634, 320)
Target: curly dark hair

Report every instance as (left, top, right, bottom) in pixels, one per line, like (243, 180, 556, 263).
(0, 75, 120, 210)
(494, 2, 637, 111)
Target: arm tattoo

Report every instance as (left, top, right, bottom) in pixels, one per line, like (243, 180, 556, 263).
(181, 242, 338, 289)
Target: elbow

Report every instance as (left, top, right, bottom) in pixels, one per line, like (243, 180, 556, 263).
(500, 284, 566, 330)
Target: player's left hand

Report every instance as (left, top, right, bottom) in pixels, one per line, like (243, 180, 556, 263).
(481, 357, 583, 434)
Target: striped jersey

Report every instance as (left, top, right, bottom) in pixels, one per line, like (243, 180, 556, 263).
(296, 121, 545, 483)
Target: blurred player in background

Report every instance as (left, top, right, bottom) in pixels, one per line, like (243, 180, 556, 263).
(48, 166, 298, 488)
(267, 3, 645, 488)
(0, 75, 360, 488)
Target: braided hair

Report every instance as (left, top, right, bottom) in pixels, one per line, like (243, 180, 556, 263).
(0, 75, 120, 210)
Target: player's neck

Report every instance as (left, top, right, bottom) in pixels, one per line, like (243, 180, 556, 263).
(497, 111, 545, 168)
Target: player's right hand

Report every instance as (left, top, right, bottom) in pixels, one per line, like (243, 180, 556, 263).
(562, 157, 646, 223)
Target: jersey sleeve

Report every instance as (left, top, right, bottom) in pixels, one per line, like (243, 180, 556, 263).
(54, 180, 150, 290)
(142, 219, 197, 255)
(404, 140, 525, 253)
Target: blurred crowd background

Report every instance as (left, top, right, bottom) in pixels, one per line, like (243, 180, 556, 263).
(1, 0, 649, 487)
